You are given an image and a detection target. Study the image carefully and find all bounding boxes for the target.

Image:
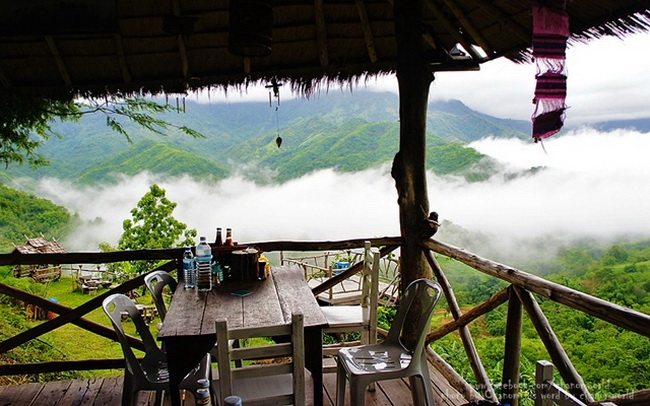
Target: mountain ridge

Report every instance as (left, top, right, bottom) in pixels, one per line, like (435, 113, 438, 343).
(6, 91, 532, 184)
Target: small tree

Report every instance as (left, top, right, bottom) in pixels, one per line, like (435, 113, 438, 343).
(110, 184, 197, 277)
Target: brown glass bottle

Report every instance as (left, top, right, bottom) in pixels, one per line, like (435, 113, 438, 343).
(224, 228, 234, 246)
(214, 227, 223, 246)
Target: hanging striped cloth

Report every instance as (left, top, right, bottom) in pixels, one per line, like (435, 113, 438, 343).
(531, 0, 570, 142)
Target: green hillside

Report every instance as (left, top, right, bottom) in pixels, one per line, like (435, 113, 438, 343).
(4, 91, 528, 184)
(76, 141, 230, 184)
(0, 183, 73, 253)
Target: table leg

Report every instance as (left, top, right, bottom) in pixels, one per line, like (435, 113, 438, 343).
(304, 326, 324, 406)
(164, 335, 215, 406)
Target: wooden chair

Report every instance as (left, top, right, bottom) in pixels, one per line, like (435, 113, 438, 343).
(102, 293, 212, 406)
(321, 241, 380, 371)
(214, 312, 313, 405)
(335, 278, 442, 406)
(144, 270, 242, 368)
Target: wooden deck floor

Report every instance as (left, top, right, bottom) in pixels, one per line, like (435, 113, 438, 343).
(0, 364, 472, 405)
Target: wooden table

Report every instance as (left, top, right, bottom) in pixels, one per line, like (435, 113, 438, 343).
(158, 265, 328, 406)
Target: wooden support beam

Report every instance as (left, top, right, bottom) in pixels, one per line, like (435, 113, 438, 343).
(422, 238, 650, 338)
(45, 36, 72, 86)
(425, 250, 498, 402)
(423, 0, 484, 61)
(441, 0, 494, 56)
(386, 0, 438, 50)
(392, 0, 432, 291)
(314, 0, 329, 66)
(178, 35, 190, 78)
(354, 0, 378, 63)
(472, 0, 530, 43)
(501, 286, 523, 406)
(252, 236, 403, 254)
(426, 286, 509, 342)
(172, 0, 189, 79)
(243, 57, 251, 75)
(516, 286, 594, 403)
(113, 34, 132, 84)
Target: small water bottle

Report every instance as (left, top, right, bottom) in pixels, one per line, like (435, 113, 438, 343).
(224, 395, 242, 406)
(195, 236, 213, 291)
(182, 247, 195, 289)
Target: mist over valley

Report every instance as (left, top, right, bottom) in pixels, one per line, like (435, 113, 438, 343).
(4, 92, 649, 267)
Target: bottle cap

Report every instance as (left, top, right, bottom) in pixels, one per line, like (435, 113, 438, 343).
(224, 395, 242, 405)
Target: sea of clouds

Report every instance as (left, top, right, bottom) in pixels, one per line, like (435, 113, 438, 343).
(27, 127, 650, 264)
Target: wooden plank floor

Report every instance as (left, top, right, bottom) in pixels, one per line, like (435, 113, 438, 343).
(0, 364, 473, 405)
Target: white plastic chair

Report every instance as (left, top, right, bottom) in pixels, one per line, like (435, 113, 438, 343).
(321, 241, 380, 364)
(214, 312, 313, 405)
(143, 270, 177, 322)
(335, 278, 442, 406)
(102, 293, 212, 406)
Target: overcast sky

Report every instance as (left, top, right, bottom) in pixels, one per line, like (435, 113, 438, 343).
(192, 31, 650, 127)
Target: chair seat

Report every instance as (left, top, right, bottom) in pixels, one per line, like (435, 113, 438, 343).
(339, 343, 413, 376)
(322, 305, 367, 328)
(214, 370, 314, 405)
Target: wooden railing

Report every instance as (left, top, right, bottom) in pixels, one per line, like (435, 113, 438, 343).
(0, 236, 649, 406)
(280, 244, 401, 305)
(420, 239, 650, 406)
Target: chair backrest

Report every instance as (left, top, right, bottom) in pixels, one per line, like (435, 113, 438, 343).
(102, 293, 167, 382)
(215, 313, 306, 405)
(143, 270, 177, 321)
(385, 279, 442, 356)
(360, 241, 380, 324)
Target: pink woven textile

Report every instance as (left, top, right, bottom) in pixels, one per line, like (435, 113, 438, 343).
(531, 0, 569, 142)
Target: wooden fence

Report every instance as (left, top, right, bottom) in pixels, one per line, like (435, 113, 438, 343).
(0, 236, 648, 405)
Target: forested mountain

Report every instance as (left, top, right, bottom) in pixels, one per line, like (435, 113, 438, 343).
(5, 91, 527, 185)
(0, 184, 73, 253)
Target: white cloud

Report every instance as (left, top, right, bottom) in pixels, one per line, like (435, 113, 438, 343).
(31, 129, 650, 258)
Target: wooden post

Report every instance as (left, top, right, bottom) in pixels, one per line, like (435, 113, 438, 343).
(502, 286, 523, 406)
(535, 360, 555, 406)
(392, 0, 433, 326)
(393, 1, 433, 402)
(516, 287, 594, 403)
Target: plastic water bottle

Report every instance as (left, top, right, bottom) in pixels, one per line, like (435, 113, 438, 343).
(182, 247, 196, 289)
(195, 236, 213, 291)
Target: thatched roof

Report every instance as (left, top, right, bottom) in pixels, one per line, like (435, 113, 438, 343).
(0, 0, 649, 99)
(12, 237, 67, 255)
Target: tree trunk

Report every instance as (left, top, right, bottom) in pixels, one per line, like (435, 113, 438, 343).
(392, 0, 433, 298)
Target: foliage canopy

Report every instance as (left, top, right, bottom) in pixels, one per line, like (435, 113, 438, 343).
(0, 91, 203, 169)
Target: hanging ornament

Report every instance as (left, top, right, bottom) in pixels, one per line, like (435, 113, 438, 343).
(266, 77, 284, 148)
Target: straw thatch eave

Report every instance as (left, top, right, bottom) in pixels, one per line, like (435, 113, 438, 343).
(0, 0, 649, 101)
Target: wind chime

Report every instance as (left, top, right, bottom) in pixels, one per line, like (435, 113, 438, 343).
(266, 77, 283, 148)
